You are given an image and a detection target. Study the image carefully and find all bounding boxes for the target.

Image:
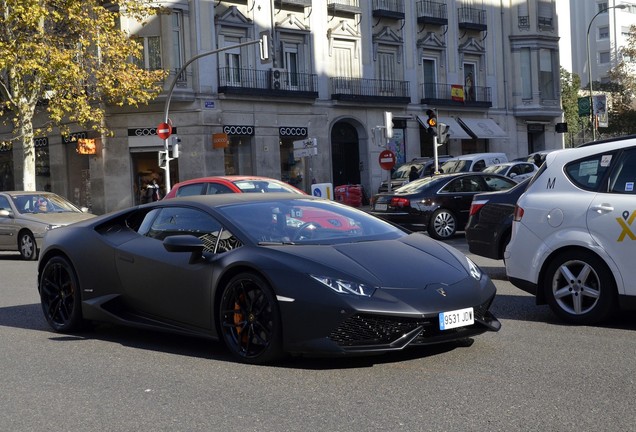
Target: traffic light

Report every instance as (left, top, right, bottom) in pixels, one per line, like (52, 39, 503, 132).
(426, 109, 437, 135)
(384, 111, 393, 139)
(437, 123, 450, 145)
(158, 150, 167, 169)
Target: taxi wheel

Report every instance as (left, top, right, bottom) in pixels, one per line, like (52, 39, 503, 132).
(543, 250, 617, 325)
(428, 209, 457, 240)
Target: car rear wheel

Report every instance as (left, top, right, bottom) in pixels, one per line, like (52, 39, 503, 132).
(543, 250, 617, 325)
(428, 209, 457, 240)
(19, 230, 37, 261)
(219, 272, 283, 364)
(39, 256, 84, 332)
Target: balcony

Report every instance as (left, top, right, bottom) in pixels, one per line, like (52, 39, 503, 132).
(372, 0, 405, 20)
(417, 1, 448, 26)
(330, 77, 410, 103)
(421, 82, 491, 108)
(275, 0, 311, 9)
(327, 0, 361, 15)
(458, 6, 487, 32)
(218, 68, 318, 99)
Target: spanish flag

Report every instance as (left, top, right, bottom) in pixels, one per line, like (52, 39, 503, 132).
(451, 85, 464, 102)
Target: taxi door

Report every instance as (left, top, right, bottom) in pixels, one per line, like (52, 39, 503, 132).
(586, 148, 636, 296)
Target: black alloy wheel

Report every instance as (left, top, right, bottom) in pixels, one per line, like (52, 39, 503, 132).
(543, 250, 617, 325)
(219, 272, 283, 364)
(19, 231, 38, 261)
(39, 256, 84, 332)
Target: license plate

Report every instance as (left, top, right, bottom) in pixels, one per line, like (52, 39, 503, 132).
(374, 203, 387, 211)
(439, 307, 474, 330)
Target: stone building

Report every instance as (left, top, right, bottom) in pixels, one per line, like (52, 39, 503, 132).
(0, 0, 564, 214)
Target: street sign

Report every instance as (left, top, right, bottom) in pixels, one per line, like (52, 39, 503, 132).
(157, 122, 172, 140)
(293, 147, 318, 158)
(379, 149, 396, 170)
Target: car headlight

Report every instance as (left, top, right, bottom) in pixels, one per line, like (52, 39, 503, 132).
(466, 257, 482, 280)
(310, 275, 376, 297)
(46, 224, 63, 231)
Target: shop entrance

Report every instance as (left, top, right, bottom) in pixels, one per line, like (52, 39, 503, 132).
(131, 151, 178, 204)
(331, 121, 360, 186)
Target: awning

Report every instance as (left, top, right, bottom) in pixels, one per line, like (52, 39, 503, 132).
(458, 118, 507, 139)
(417, 115, 472, 139)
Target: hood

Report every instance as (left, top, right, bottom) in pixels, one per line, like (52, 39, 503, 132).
(20, 212, 96, 226)
(283, 234, 468, 288)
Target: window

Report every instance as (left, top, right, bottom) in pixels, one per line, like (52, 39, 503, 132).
(599, 26, 610, 39)
(598, 2, 608, 13)
(175, 183, 205, 197)
(225, 136, 254, 175)
(565, 152, 615, 191)
(599, 51, 611, 64)
(464, 63, 477, 102)
(539, 48, 556, 100)
(172, 11, 184, 72)
(538, 0, 554, 29)
(422, 58, 437, 98)
(135, 36, 162, 70)
(521, 48, 532, 99)
(610, 149, 636, 194)
(377, 51, 396, 93)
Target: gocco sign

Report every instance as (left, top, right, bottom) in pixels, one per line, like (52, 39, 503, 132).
(279, 127, 307, 137)
(223, 125, 254, 136)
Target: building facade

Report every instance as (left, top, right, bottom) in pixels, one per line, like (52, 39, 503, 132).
(0, 0, 564, 214)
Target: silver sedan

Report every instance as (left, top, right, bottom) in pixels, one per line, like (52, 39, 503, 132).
(0, 191, 95, 260)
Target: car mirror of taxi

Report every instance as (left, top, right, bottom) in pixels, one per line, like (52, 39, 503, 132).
(0, 209, 12, 218)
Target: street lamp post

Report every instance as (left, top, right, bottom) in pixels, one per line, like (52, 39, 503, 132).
(587, 4, 627, 141)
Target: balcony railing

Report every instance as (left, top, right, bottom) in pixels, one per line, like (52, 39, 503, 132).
(330, 77, 410, 103)
(458, 6, 487, 31)
(218, 67, 318, 98)
(327, 0, 361, 15)
(417, 1, 448, 26)
(421, 82, 491, 108)
(275, 0, 311, 8)
(372, 0, 405, 20)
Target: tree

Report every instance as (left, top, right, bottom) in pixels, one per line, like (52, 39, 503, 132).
(0, 0, 167, 190)
(605, 24, 636, 136)
(560, 67, 582, 147)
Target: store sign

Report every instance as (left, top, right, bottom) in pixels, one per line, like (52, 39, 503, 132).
(62, 131, 88, 144)
(212, 133, 229, 149)
(279, 127, 307, 137)
(77, 138, 97, 155)
(223, 125, 254, 136)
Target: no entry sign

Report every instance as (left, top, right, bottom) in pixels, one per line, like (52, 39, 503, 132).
(157, 122, 172, 140)
(379, 149, 396, 170)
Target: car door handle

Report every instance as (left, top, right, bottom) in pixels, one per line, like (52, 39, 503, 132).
(591, 203, 614, 213)
(118, 253, 135, 263)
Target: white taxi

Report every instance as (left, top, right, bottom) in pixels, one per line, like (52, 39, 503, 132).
(505, 137, 636, 324)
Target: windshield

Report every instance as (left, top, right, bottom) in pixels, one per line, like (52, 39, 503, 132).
(440, 160, 470, 173)
(219, 199, 406, 244)
(392, 163, 424, 180)
(482, 165, 508, 175)
(232, 179, 303, 194)
(12, 194, 82, 214)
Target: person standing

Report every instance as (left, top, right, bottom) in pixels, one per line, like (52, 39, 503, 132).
(408, 166, 419, 182)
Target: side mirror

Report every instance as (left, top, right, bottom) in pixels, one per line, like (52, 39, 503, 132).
(163, 235, 205, 263)
(0, 209, 12, 218)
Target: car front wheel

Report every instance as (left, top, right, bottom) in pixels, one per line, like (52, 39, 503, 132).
(19, 231, 38, 261)
(543, 250, 616, 325)
(428, 209, 457, 240)
(39, 256, 84, 332)
(219, 272, 283, 364)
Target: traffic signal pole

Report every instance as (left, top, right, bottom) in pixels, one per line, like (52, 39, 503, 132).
(161, 34, 270, 192)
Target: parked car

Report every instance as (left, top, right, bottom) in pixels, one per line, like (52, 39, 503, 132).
(377, 155, 454, 193)
(513, 150, 558, 166)
(505, 136, 636, 324)
(440, 152, 509, 173)
(164, 175, 305, 199)
(465, 179, 530, 260)
(482, 161, 538, 183)
(37, 193, 501, 364)
(370, 172, 517, 240)
(0, 191, 95, 260)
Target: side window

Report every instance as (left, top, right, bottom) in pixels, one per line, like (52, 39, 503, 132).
(176, 183, 205, 197)
(441, 179, 463, 193)
(609, 149, 636, 194)
(206, 183, 233, 195)
(141, 207, 242, 253)
(484, 176, 516, 191)
(0, 195, 11, 211)
(565, 152, 615, 191)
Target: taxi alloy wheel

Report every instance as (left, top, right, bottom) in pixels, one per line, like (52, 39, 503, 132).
(543, 250, 617, 325)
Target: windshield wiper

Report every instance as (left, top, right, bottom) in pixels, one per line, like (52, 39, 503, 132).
(257, 241, 296, 246)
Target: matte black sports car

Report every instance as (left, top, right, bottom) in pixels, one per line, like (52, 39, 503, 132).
(38, 194, 500, 364)
(370, 172, 517, 240)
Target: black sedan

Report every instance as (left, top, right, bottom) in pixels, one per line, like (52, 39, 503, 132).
(37, 194, 500, 364)
(465, 179, 530, 260)
(370, 173, 517, 240)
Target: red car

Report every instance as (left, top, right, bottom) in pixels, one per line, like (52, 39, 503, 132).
(164, 175, 305, 199)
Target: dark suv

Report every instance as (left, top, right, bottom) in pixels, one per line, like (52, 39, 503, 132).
(378, 155, 453, 193)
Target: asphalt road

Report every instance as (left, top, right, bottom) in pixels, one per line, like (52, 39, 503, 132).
(1, 243, 635, 432)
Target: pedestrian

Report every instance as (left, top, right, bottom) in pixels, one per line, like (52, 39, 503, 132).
(148, 179, 161, 201)
(533, 153, 542, 167)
